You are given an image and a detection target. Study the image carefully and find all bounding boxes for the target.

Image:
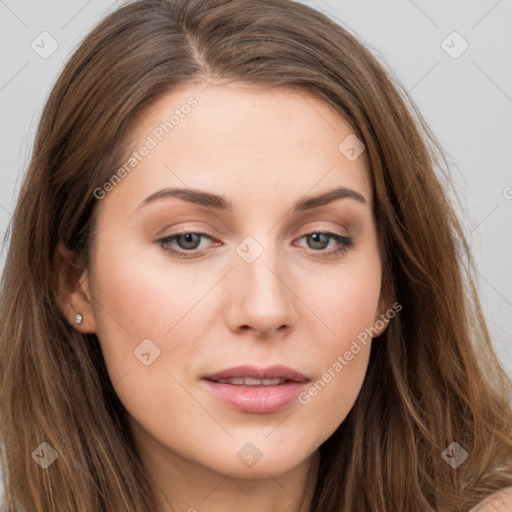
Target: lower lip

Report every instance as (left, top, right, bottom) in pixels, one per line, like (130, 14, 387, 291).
(202, 380, 308, 413)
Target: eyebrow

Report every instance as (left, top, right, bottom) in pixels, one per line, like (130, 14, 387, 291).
(138, 185, 367, 212)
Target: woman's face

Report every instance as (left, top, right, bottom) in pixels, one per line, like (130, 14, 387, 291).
(81, 82, 388, 478)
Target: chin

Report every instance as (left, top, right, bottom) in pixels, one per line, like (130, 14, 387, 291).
(198, 438, 315, 479)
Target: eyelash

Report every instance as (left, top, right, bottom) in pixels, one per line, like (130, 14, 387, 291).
(156, 230, 354, 259)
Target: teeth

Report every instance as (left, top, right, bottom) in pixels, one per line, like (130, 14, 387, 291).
(245, 377, 264, 385)
(218, 377, 245, 385)
(216, 377, 285, 386)
(261, 378, 284, 385)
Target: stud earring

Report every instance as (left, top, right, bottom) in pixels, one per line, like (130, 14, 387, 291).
(73, 313, 83, 325)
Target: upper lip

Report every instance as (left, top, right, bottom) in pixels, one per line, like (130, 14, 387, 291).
(203, 365, 309, 383)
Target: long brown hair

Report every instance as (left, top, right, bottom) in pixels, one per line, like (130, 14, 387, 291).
(1, 0, 511, 510)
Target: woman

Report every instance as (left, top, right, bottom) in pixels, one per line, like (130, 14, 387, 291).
(1, 0, 511, 510)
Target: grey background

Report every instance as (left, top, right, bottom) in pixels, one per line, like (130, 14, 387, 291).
(0, 0, 511, 492)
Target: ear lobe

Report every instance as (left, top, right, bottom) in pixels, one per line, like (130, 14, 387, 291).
(52, 242, 97, 333)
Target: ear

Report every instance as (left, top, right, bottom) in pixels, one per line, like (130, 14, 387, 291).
(52, 242, 97, 333)
(371, 278, 396, 338)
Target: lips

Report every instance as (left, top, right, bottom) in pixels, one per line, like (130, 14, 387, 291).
(202, 365, 309, 414)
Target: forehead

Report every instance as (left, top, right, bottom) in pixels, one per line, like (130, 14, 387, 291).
(101, 82, 372, 215)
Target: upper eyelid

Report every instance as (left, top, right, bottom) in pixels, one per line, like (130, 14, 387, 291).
(152, 210, 359, 238)
(158, 227, 348, 237)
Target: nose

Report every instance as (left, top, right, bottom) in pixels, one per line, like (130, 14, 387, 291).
(223, 241, 299, 339)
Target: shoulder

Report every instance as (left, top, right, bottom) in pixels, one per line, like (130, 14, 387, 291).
(469, 486, 512, 512)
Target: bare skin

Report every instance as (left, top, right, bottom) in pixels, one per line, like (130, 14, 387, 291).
(55, 81, 392, 511)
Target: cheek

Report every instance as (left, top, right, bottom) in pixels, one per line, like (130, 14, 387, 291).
(293, 252, 381, 430)
(88, 243, 212, 440)
(88, 236, 211, 385)
(298, 249, 382, 354)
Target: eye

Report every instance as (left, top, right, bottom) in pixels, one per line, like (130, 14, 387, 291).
(156, 231, 215, 258)
(295, 232, 353, 258)
(156, 230, 353, 259)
